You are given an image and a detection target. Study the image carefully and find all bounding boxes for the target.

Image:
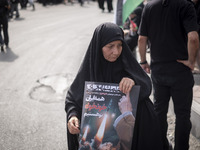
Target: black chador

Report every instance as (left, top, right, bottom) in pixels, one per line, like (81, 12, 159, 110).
(65, 22, 164, 150)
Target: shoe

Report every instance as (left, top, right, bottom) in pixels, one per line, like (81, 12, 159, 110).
(1, 45, 4, 52)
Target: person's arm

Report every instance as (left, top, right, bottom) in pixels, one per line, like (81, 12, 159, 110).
(188, 31, 199, 64)
(178, 2, 199, 70)
(138, 35, 150, 73)
(177, 31, 199, 70)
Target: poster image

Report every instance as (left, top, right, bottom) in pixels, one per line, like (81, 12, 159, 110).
(78, 81, 140, 150)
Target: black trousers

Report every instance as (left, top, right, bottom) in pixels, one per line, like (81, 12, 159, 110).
(97, 0, 104, 10)
(98, 0, 112, 12)
(20, 0, 28, 8)
(0, 16, 9, 46)
(151, 69, 194, 150)
(106, 0, 113, 12)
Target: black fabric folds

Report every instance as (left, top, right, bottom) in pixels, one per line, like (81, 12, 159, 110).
(65, 22, 163, 150)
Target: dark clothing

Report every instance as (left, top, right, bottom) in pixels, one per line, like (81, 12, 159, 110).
(10, 3, 20, 18)
(124, 7, 143, 53)
(98, 0, 105, 10)
(10, 0, 20, 4)
(97, 0, 113, 12)
(19, 0, 28, 9)
(0, 0, 9, 16)
(124, 34, 138, 55)
(152, 69, 194, 150)
(106, 0, 113, 12)
(42, 0, 47, 6)
(10, 0, 20, 18)
(0, 16, 9, 46)
(138, 0, 198, 72)
(65, 22, 163, 150)
(137, 2, 145, 9)
(78, 0, 83, 6)
(0, 0, 9, 46)
(138, 0, 198, 150)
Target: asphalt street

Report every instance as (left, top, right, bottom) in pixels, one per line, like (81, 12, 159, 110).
(0, 1, 200, 150)
(0, 1, 114, 150)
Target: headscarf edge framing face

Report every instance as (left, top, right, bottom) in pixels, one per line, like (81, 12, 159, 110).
(65, 22, 152, 121)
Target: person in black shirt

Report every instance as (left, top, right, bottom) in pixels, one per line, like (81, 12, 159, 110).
(138, 0, 199, 150)
(0, 0, 10, 52)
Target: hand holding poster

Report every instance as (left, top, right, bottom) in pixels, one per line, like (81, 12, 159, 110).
(78, 81, 140, 150)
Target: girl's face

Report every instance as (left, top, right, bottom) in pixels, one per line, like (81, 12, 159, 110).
(102, 40, 122, 62)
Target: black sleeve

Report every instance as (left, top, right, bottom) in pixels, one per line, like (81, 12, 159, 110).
(197, 4, 200, 30)
(138, 5, 148, 36)
(181, 1, 199, 33)
(5, 0, 9, 6)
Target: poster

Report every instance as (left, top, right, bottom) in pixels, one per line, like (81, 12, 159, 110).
(78, 81, 140, 150)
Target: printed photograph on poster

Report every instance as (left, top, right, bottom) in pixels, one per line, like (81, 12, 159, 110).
(78, 81, 140, 150)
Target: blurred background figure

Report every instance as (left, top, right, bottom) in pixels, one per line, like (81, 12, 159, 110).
(63, 0, 74, 5)
(123, 6, 143, 58)
(10, 0, 20, 18)
(122, 0, 147, 58)
(42, 0, 47, 6)
(106, 0, 113, 13)
(0, 0, 10, 52)
(97, 0, 113, 13)
(28, 0, 35, 10)
(19, 0, 28, 9)
(97, 0, 105, 12)
(78, 0, 83, 6)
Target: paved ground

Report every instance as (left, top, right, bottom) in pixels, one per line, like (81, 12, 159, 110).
(0, 1, 200, 150)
